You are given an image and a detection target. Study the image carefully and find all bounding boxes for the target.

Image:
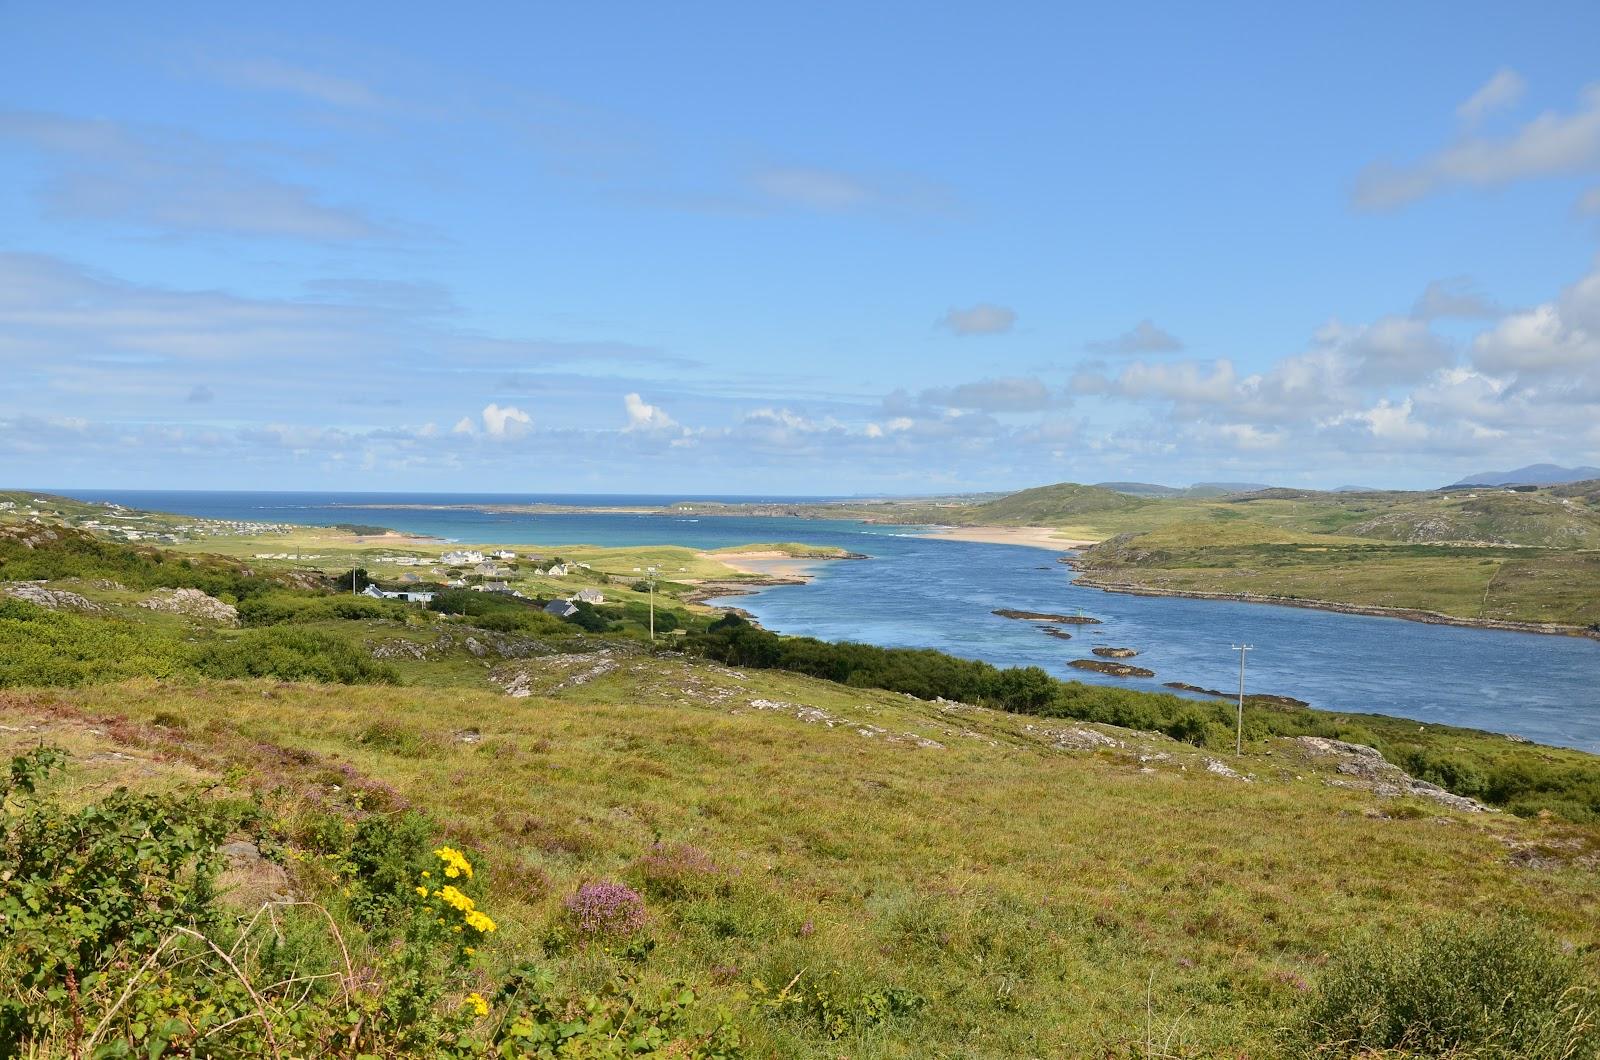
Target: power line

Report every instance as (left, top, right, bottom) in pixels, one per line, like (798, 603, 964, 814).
(1231, 644, 1254, 755)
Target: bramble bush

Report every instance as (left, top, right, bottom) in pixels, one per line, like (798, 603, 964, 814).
(0, 748, 746, 1058)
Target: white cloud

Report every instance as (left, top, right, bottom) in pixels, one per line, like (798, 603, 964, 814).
(918, 377, 1057, 412)
(752, 166, 872, 212)
(1086, 319, 1184, 355)
(0, 111, 385, 240)
(939, 303, 1016, 336)
(1354, 83, 1600, 209)
(481, 403, 532, 438)
(622, 392, 678, 432)
(1114, 359, 1239, 404)
(1472, 265, 1600, 376)
(1457, 68, 1526, 126)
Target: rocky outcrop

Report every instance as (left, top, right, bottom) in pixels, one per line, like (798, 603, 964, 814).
(1091, 646, 1139, 658)
(1038, 626, 1073, 640)
(2, 582, 103, 612)
(1070, 658, 1155, 678)
(1294, 736, 1494, 813)
(491, 650, 624, 697)
(138, 587, 239, 625)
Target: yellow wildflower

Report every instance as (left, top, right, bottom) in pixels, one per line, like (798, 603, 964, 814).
(438, 885, 476, 913)
(415, 886, 428, 897)
(464, 910, 497, 933)
(463, 946, 475, 956)
(433, 846, 474, 879)
(463, 992, 489, 1016)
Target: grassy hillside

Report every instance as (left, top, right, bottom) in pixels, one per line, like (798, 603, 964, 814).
(1075, 528, 1600, 628)
(960, 482, 1151, 525)
(7, 661, 1600, 1057)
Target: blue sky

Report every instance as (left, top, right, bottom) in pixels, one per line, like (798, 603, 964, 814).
(3, 2, 1600, 493)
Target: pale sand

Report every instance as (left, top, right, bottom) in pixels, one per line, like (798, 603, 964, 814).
(917, 525, 1098, 550)
(698, 551, 829, 579)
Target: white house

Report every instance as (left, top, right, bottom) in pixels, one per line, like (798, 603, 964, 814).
(544, 562, 572, 577)
(491, 549, 517, 560)
(441, 549, 485, 565)
(362, 585, 435, 604)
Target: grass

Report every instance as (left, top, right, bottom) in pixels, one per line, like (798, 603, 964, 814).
(1074, 535, 1600, 627)
(6, 654, 1599, 1057)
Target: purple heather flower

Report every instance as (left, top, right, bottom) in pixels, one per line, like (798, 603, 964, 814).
(564, 879, 646, 935)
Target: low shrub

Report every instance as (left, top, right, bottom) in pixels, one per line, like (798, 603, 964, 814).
(1288, 913, 1600, 1058)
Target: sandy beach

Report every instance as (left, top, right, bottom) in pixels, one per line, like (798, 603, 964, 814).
(700, 550, 831, 579)
(916, 525, 1098, 550)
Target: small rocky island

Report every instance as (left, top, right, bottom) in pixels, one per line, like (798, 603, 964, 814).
(993, 608, 1102, 624)
(1091, 646, 1139, 658)
(1071, 658, 1156, 678)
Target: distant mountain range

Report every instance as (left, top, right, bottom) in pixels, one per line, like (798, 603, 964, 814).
(1096, 481, 1271, 498)
(1449, 464, 1600, 488)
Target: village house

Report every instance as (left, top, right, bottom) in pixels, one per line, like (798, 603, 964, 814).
(543, 562, 572, 577)
(490, 549, 517, 560)
(441, 549, 485, 566)
(571, 588, 605, 604)
(543, 599, 578, 618)
(361, 585, 435, 604)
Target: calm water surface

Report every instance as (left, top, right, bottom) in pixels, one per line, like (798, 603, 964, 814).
(59, 490, 1600, 751)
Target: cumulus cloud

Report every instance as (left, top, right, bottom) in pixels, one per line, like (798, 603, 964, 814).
(1335, 316, 1454, 386)
(480, 403, 532, 438)
(1354, 83, 1600, 209)
(1457, 68, 1526, 126)
(1113, 360, 1239, 405)
(623, 392, 679, 431)
(918, 377, 1057, 412)
(939, 303, 1016, 336)
(0, 111, 385, 240)
(1086, 319, 1184, 355)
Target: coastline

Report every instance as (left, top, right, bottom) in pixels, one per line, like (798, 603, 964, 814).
(917, 525, 1097, 550)
(1070, 571, 1600, 641)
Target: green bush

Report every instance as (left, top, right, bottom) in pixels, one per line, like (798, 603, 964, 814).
(0, 598, 189, 687)
(190, 626, 399, 685)
(1289, 913, 1600, 1058)
(0, 525, 280, 599)
(238, 590, 410, 626)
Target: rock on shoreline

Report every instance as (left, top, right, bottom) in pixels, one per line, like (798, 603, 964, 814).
(1070, 658, 1155, 678)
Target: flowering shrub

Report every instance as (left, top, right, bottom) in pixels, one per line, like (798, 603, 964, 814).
(0, 748, 741, 1058)
(565, 879, 648, 936)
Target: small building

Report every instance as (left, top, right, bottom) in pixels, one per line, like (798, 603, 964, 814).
(572, 588, 604, 604)
(474, 580, 512, 593)
(441, 549, 485, 566)
(543, 599, 579, 618)
(491, 549, 517, 560)
(544, 563, 572, 577)
(362, 585, 435, 604)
